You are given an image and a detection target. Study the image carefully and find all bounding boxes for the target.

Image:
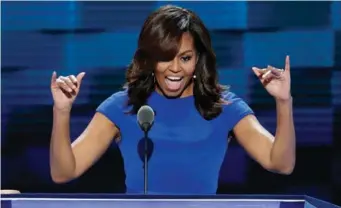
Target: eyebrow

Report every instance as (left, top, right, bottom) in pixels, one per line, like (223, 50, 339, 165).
(178, 50, 194, 55)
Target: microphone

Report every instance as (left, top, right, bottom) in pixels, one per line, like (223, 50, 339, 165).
(137, 105, 155, 133)
(137, 105, 155, 195)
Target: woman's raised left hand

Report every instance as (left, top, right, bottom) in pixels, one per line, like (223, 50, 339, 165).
(252, 55, 292, 101)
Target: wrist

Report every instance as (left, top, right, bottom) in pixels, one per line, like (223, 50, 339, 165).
(53, 105, 72, 114)
(275, 96, 293, 105)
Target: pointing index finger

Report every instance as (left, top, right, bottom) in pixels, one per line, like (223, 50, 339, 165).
(285, 55, 290, 72)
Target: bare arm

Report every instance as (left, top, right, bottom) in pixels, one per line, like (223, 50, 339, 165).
(49, 71, 119, 183)
(233, 97, 295, 174)
(50, 110, 119, 183)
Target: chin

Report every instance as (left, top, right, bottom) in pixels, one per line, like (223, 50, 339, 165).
(162, 89, 184, 99)
(157, 84, 185, 99)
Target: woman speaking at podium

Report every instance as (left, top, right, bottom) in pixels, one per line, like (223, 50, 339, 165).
(49, 5, 296, 194)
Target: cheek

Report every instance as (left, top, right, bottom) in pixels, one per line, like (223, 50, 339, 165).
(154, 63, 166, 78)
(155, 62, 168, 74)
(182, 60, 196, 75)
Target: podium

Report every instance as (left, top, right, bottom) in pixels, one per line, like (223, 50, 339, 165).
(1, 194, 340, 208)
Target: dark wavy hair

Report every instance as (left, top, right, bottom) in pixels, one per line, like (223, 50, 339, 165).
(124, 5, 226, 120)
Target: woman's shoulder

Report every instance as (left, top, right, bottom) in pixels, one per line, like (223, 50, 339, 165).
(104, 89, 129, 105)
(220, 89, 253, 112)
(219, 89, 254, 127)
(97, 88, 129, 112)
(221, 89, 242, 103)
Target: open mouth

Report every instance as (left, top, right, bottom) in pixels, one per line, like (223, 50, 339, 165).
(166, 76, 183, 81)
(165, 76, 184, 91)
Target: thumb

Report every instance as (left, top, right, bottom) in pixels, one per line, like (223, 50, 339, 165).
(51, 71, 57, 86)
(252, 67, 262, 78)
(76, 72, 86, 85)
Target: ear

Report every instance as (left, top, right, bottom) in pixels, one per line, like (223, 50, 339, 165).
(196, 53, 200, 64)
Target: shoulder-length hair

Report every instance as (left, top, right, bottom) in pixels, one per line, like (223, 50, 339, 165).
(124, 5, 226, 120)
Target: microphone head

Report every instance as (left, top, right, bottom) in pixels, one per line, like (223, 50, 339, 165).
(137, 105, 155, 132)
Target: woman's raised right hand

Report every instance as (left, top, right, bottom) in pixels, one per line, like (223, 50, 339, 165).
(51, 71, 86, 111)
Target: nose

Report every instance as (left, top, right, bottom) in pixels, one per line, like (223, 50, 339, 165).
(168, 59, 181, 73)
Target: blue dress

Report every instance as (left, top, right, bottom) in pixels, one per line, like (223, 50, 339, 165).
(96, 89, 254, 194)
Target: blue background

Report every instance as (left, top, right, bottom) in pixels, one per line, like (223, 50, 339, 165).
(1, 1, 340, 205)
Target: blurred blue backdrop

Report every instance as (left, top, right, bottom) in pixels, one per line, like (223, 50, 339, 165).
(1, 1, 340, 205)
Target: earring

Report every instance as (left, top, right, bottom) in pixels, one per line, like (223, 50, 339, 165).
(193, 75, 196, 79)
(151, 72, 155, 83)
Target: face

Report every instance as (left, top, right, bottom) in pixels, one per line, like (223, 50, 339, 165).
(154, 32, 198, 98)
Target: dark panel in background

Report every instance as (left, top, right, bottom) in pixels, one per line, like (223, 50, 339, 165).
(1, 31, 66, 70)
(335, 31, 341, 68)
(79, 1, 154, 31)
(332, 106, 341, 205)
(247, 1, 331, 29)
(211, 30, 244, 68)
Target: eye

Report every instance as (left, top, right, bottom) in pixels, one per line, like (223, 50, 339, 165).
(181, 56, 192, 62)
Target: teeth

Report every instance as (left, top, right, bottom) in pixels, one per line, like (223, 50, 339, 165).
(166, 76, 182, 81)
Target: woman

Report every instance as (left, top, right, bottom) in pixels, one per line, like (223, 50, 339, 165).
(50, 5, 295, 194)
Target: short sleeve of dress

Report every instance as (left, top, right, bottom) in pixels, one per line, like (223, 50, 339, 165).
(221, 91, 255, 129)
(96, 90, 128, 128)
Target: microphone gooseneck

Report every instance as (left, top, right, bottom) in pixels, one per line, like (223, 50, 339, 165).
(137, 105, 155, 195)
